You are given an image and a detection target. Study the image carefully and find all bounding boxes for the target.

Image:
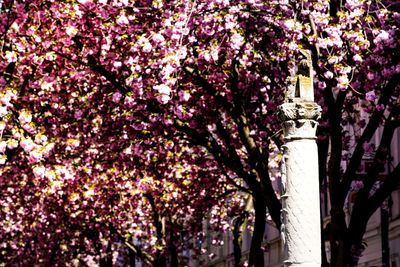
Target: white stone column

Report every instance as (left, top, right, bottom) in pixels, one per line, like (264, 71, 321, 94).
(278, 50, 322, 267)
(278, 103, 322, 267)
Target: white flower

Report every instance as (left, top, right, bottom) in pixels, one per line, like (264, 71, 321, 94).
(116, 13, 129, 25)
(66, 26, 78, 36)
(0, 141, 6, 153)
(353, 54, 363, 63)
(19, 111, 32, 124)
(0, 106, 7, 117)
(5, 51, 17, 62)
(0, 154, 6, 165)
(154, 84, 171, 96)
(77, 0, 92, 4)
(178, 91, 191, 102)
(142, 42, 152, 53)
(154, 84, 172, 104)
(20, 138, 35, 153)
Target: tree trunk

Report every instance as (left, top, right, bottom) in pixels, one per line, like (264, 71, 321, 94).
(233, 196, 252, 267)
(153, 254, 167, 267)
(248, 198, 266, 267)
(233, 216, 246, 267)
(330, 209, 368, 267)
(320, 216, 329, 267)
(99, 241, 113, 267)
(169, 231, 178, 267)
(332, 239, 366, 267)
(129, 249, 136, 267)
(329, 208, 347, 267)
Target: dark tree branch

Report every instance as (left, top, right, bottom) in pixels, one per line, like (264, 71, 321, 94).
(218, 161, 252, 194)
(347, 104, 400, 246)
(53, 51, 130, 95)
(109, 224, 155, 265)
(363, 106, 400, 192)
(174, 119, 258, 191)
(143, 193, 165, 246)
(87, 55, 130, 94)
(228, 58, 282, 228)
(215, 119, 252, 192)
(229, 58, 263, 165)
(340, 73, 400, 205)
(183, 65, 233, 113)
(367, 162, 400, 217)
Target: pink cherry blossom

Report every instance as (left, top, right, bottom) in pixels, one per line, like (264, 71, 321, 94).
(367, 72, 375, 80)
(5, 51, 18, 62)
(376, 104, 385, 111)
(112, 92, 123, 103)
(74, 110, 83, 120)
(154, 84, 172, 104)
(7, 140, 18, 150)
(178, 90, 191, 102)
(0, 94, 12, 106)
(0, 154, 6, 164)
(0, 106, 8, 117)
(18, 111, 32, 124)
(20, 138, 35, 152)
(365, 91, 377, 101)
(28, 149, 43, 164)
(324, 70, 334, 79)
(0, 141, 6, 153)
(350, 180, 364, 190)
(0, 1, 399, 266)
(353, 54, 363, 63)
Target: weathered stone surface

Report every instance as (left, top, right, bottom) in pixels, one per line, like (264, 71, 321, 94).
(277, 102, 322, 122)
(284, 49, 315, 103)
(279, 50, 322, 267)
(280, 140, 321, 266)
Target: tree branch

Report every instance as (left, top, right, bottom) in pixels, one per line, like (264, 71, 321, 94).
(348, 105, 400, 236)
(340, 73, 400, 205)
(87, 55, 130, 94)
(183, 65, 233, 113)
(184, 60, 282, 227)
(228, 59, 281, 227)
(174, 119, 259, 192)
(109, 224, 155, 265)
(143, 192, 165, 246)
(229, 58, 263, 165)
(367, 162, 400, 217)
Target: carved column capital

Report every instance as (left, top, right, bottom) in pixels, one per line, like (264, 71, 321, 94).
(277, 102, 322, 122)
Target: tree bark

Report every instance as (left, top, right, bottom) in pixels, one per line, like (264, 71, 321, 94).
(329, 208, 347, 267)
(129, 249, 136, 267)
(233, 218, 244, 267)
(99, 241, 113, 267)
(320, 215, 329, 267)
(169, 231, 179, 267)
(233, 196, 252, 267)
(248, 198, 266, 267)
(153, 257, 167, 267)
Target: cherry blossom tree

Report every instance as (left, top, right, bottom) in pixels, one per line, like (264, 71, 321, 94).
(1, 1, 234, 265)
(1, 0, 400, 266)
